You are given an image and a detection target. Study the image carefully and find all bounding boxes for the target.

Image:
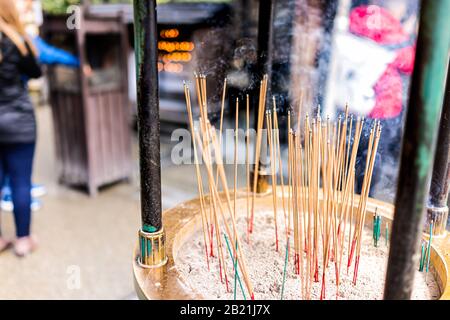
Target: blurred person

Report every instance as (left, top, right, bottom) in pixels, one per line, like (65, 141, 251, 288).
(0, 0, 42, 256)
(1, 36, 78, 211)
(2, 4, 78, 210)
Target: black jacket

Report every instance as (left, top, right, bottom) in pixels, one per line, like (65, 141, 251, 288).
(0, 32, 41, 143)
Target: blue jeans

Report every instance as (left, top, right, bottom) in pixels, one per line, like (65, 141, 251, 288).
(0, 143, 35, 237)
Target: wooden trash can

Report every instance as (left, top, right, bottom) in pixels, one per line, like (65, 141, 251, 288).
(42, 9, 132, 195)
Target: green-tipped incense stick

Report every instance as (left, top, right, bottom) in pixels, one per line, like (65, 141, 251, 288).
(280, 240, 290, 300)
(373, 215, 381, 247)
(373, 219, 377, 246)
(425, 222, 433, 273)
(419, 242, 426, 272)
(375, 216, 381, 247)
(372, 213, 376, 244)
(234, 239, 238, 300)
(223, 233, 246, 300)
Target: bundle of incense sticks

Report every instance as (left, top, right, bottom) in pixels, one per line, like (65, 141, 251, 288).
(184, 74, 255, 300)
(184, 73, 382, 300)
(284, 106, 382, 300)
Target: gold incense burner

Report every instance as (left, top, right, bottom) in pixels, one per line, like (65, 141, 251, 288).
(133, 188, 450, 300)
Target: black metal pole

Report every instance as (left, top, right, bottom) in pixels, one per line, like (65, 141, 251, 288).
(133, 0, 162, 233)
(256, 0, 275, 85)
(255, 0, 275, 122)
(384, 0, 450, 300)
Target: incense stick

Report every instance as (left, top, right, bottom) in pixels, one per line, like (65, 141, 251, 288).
(233, 98, 239, 299)
(267, 110, 279, 251)
(280, 241, 290, 300)
(250, 75, 269, 234)
(215, 78, 228, 186)
(246, 94, 251, 242)
(273, 98, 288, 239)
(223, 233, 246, 299)
(425, 222, 434, 273)
(184, 83, 210, 269)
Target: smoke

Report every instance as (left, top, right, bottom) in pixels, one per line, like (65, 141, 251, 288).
(180, 0, 419, 202)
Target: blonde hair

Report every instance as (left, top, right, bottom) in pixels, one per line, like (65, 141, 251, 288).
(0, 0, 37, 57)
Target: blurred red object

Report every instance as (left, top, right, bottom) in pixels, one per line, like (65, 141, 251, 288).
(349, 5, 408, 45)
(349, 5, 416, 119)
(392, 45, 416, 75)
(369, 65, 403, 119)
